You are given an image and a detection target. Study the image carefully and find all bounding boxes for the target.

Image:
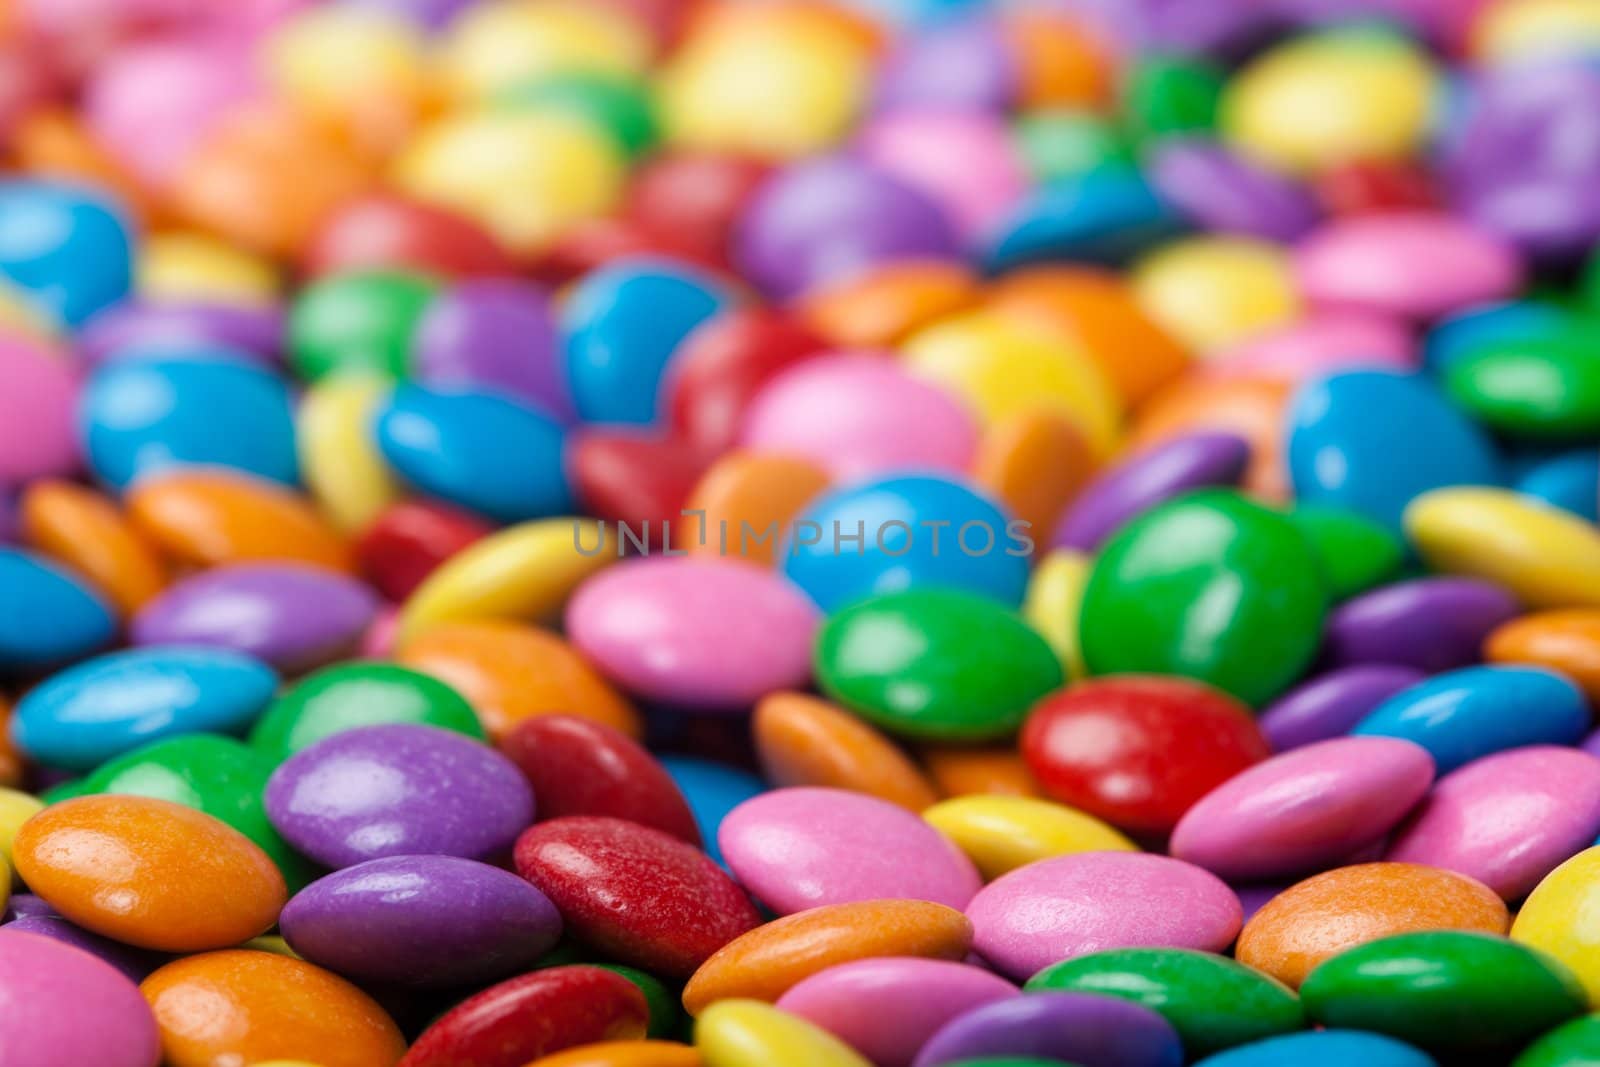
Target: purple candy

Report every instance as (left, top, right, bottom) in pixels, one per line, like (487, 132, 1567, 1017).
(1233, 882, 1288, 923)
(412, 280, 573, 421)
(1259, 665, 1427, 751)
(735, 156, 962, 301)
(4, 894, 53, 920)
(1582, 726, 1600, 760)
(873, 17, 1014, 113)
(1054, 432, 1250, 550)
(265, 723, 534, 869)
(1321, 578, 1521, 674)
(130, 564, 378, 673)
(77, 302, 284, 367)
(913, 992, 1183, 1067)
(350, 0, 474, 28)
(280, 855, 562, 988)
(1148, 141, 1319, 242)
(3, 915, 165, 982)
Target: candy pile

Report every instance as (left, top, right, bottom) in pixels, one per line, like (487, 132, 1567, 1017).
(8, 0, 1600, 1065)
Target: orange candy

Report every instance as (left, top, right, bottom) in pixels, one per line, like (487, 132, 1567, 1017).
(1485, 610, 1600, 702)
(685, 453, 830, 567)
(1004, 8, 1110, 108)
(753, 692, 939, 812)
(141, 950, 405, 1067)
(1130, 374, 1291, 500)
(399, 620, 641, 739)
(972, 410, 1094, 544)
(12, 108, 159, 226)
(920, 747, 1040, 798)
(528, 1041, 702, 1067)
(21, 479, 167, 615)
(125, 470, 354, 574)
(14, 795, 287, 952)
(1235, 862, 1509, 989)
(681, 900, 973, 1014)
(0, 699, 21, 789)
(989, 267, 1190, 407)
(799, 261, 981, 350)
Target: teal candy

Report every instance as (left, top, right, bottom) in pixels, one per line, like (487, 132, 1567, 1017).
(1194, 1030, 1436, 1067)
(561, 261, 730, 425)
(0, 548, 116, 671)
(0, 180, 132, 326)
(985, 166, 1187, 273)
(1423, 301, 1574, 372)
(658, 756, 765, 867)
(1015, 110, 1132, 183)
(1516, 451, 1600, 521)
(11, 646, 279, 772)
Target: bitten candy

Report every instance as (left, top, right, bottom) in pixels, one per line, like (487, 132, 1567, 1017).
(0, 929, 160, 1067)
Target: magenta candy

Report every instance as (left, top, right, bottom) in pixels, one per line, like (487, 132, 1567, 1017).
(1053, 432, 1250, 551)
(2, 914, 164, 983)
(1148, 140, 1319, 242)
(0, 929, 161, 1067)
(777, 958, 1019, 1067)
(912, 990, 1183, 1067)
(857, 111, 1028, 242)
(412, 280, 573, 421)
(0, 332, 78, 485)
(719, 787, 982, 914)
(1209, 312, 1415, 382)
(965, 853, 1242, 981)
(1386, 745, 1600, 900)
(77, 302, 285, 367)
(1258, 665, 1426, 751)
(1320, 577, 1521, 674)
(131, 563, 378, 672)
(1169, 736, 1436, 882)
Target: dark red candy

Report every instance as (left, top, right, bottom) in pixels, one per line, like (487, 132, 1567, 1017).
(570, 429, 710, 548)
(663, 308, 829, 453)
(500, 715, 701, 845)
(1021, 676, 1271, 838)
(398, 965, 647, 1067)
(356, 500, 495, 602)
(515, 816, 762, 978)
(1315, 160, 1439, 216)
(304, 194, 518, 279)
(531, 217, 726, 287)
(626, 150, 771, 267)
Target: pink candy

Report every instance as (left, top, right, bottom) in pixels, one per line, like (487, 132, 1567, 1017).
(0, 333, 79, 484)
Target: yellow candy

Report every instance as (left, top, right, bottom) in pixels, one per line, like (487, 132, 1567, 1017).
(394, 111, 625, 255)
(1024, 549, 1090, 678)
(1475, 0, 1600, 63)
(1221, 32, 1437, 176)
(139, 232, 281, 306)
(1405, 487, 1600, 609)
(1512, 846, 1600, 999)
(297, 374, 402, 534)
(439, 0, 652, 101)
(243, 935, 300, 959)
(0, 788, 42, 880)
(398, 517, 612, 642)
(1132, 237, 1301, 353)
(902, 310, 1121, 456)
(696, 1000, 871, 1067)
(922, 795, 1136, 880)
(658, 5, 872, 159)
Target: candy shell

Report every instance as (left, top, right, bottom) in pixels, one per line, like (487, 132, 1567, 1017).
(142, 950, 405, 1067)
(296, 373, 403, 534)
(965, 853, 1242, 981)
(527, 1042, 701, 1067)
(984, 167, 1186, 275)
(0, 331, 77, 484)
(1237, 862, 1510, 989)
(1516, 451, 1600, 521)
(0, 928, 160, 1067)
(1286, 505, 1404, 599)
(1210, 312, 1415, 384)
(1130, 375, 1289, 500)
(1513, 848, 1600, 999)
(16, 796, 286, 952)
(0, 547, 116, 670)
(0, 181, 131, 327)
(912, 991, 1182, 1067)
(1171, 737, 1434, 881)
(251, 661, 484, 761)
(304, 194, 516, 279)
(288, 270, 436, 381)
(681, 899, 973, 1014)
(1022, 549, 1090, 678)
(18, 480, 166, 616)
(1054, 432, 1249, 551)
(695, 1000, 870, 1067)
(1322, 578, 1519, 673)
(800, 261, 980, 351)
(685, 453, 830, 569)
(1194, 1030, 1438, 1067)
(659, 756, 766, 867)
(1258, 666, 1426, 751)
(1132, 237, 1300, 354)
(972, 410, 1094, 545)
(126, 470, 353, 573)
(357, 499, 494, 602)
(922, 795, 1135, 880)
(921, 748, 1040, 800)
(752, 691, 937, 812)
(1406, 487, 1600, 608)
(1487, 610, 1600, 701)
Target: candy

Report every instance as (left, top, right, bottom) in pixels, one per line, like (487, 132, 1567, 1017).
(696, 999, 871, 1067)
(357, 499, 494, 601)
(972, 411, 1093, 544)
(1257, 666, 1426, 751)
(1406, 487, 1600, 607)
(528, 1042, 702, 1067)
(16, 796, 285, 951)
(1053, 432, 1249, 551)
(985, 166, 1186, 274)
(1322, 577, 1520, 674)
(281, 855, 562, 987)
(753, 692, 937, 812)
(1147, 140, 1318, 242)
(125, 470, 354, 573)
(659, 756, 767, 867)
(1516, 1014, 1600, 1067)
(1132, 237, 1301, 353)
(965, 853, 1242, 981)
(1516, 451, 1600, 520)
(0, 547, 116, 669)
(1193, 1030, 1437, 1067)
(296, 374, 403, 534)
(0, 181, 131, 327)
(0, 332, 77, 485)
(856, 111, 1026, 243)
(1237, 862, 1510, 989)
(1022, 549, 1090, 677)
(1486, 609, 1600, 699)
(912, 991, 1182, 1067)
(1513, 848, 1600, 999)
(0, 929, 160, 1067)
(142, 950, 405, 1067)
(251, 661, 482, 761)
(1287, 506, 1405, 599)
(305, 194, 517, 279)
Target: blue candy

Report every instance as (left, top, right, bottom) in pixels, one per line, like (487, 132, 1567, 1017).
(1195, 1030, 1437, 1067)
(1287, 370, 1503, 536)
(0, 181, 132, 327)
(0, 549, 116, 671)
(783, 474, 1031, 613)
(985, 166, 1187, 273)
(562, 259, 731, 425)
(657, 755, 766, 867)
(13, 646, 279, 771)
(1354, 665, 1588, 774)
(1423, 301, 1573, 372)
(1515, 450, 1600, 522)
(376, 383, 571, 523)
(78, 356, 299, 490)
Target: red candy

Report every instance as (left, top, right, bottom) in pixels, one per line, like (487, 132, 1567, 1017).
(533, 218, 725, 287)
(626, 151, 771, 268)
(515, 816, 763, 978)
(570, 429, 710, 545)
(400, 965, 648, 1067)
(1315, 160, 1439, 216)
(500, 715, 702, 845)
(304, 194, 519, 279)
(1021, 676, 1272, 837)
(356, 500, 495, 602)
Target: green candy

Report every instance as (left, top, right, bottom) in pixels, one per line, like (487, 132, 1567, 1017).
(1079, 490, 1328, 706)
(1121, 56, 1225, 142)
(598, 964, 682, 1039)
(499, 73, 658, 158)
(815, 588, 1064, 742)
(1514, 1013, 1600, 1066)
(1445, 333, 1600, 440)
(1288, 505, 1403, 600)
(288, 270, 437, 381)
(66, 733, 315, 889)
(251, 662, 484, 762)
(1301, 931, 1586, 1056)
(1027, 948, 1303, 1057)
(1015, 109, 1132, 183)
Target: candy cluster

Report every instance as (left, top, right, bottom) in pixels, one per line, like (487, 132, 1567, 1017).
(5, 0, 1600, 1065)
